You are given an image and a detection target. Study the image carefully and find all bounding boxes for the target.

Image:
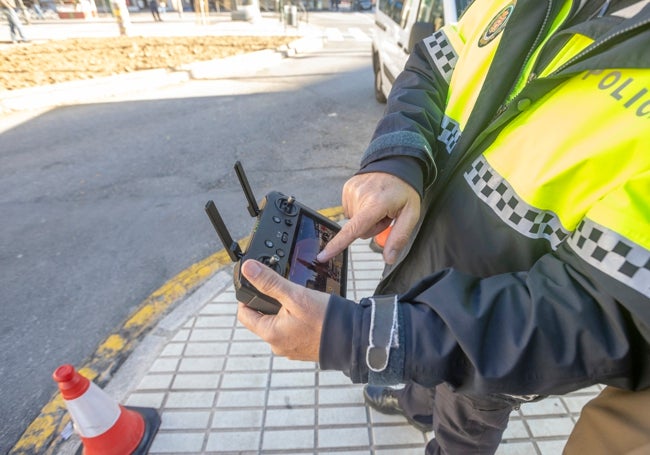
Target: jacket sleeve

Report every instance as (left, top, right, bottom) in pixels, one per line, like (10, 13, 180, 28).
(360, 26, 464, 188)
(319, 250, 650, 396)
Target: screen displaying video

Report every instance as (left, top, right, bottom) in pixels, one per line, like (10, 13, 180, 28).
(287, 213, 346, 295)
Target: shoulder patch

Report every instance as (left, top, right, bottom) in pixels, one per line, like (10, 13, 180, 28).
(478, 2, 516, 47)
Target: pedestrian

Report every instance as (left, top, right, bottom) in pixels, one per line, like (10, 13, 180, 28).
(1, 0, 28, 43)
(31, 0, 46, 19)
(149, 0, 162, 21)
(237, 0, 650, 454)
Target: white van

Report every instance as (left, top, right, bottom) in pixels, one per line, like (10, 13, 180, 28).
(372, 0, 471, 102)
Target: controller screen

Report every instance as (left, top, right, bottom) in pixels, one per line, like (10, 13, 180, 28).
(287, 213, 345, 295)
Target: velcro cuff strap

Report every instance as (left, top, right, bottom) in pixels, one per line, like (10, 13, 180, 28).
(366, 295, 399, 372)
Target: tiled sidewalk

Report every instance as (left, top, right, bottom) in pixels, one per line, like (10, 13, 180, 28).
(121, 239, 601, 454)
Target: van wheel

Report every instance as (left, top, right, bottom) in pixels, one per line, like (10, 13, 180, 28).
(374, 59, 387, 103)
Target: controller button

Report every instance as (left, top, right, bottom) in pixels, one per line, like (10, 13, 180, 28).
(281, 232, 289, 243)
(273, 216, 281, 223)
(265, 240, 274, 248)
(276, 249, 285, 257)
(275, 197, 298, 216)
(285, 219, 293, 226)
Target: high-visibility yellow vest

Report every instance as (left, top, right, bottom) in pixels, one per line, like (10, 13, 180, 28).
(426, 0, 649, 298)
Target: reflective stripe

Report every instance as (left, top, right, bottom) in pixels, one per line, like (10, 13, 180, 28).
(466, 157, 650, 297)
(567, 218, 650, 298)
(438, 114, 462, 154)
(465, 155, 569, 250)
(366, 295, 399, 372)
(422, 28, 461, 154)
(423, 29, 458, 84)
(65, 382, 121, 437)
(483, 69, 650, 231)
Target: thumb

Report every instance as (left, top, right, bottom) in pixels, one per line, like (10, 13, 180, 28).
(240, 259, 293, 307)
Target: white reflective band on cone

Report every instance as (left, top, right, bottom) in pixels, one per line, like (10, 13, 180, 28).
(65, 382, 121, 438)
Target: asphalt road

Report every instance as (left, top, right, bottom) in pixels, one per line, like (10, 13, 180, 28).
(0, 12, 384, 452)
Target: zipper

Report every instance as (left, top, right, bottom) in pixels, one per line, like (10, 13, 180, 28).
(504, 1, 554, 104)
(497, 0, 583, 118)
(493, 71, 538, 119)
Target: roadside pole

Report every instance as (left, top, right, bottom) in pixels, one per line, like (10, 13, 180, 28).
(111, 0, 132, 36)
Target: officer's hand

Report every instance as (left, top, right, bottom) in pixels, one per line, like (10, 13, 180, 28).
(237, 259, 329, 362)
(317, 172, 420, 265)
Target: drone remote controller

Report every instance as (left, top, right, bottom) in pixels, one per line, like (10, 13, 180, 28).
(205, 161, 348, 314)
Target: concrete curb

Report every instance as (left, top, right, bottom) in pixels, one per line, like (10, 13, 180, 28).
(0, 36, 324, 115)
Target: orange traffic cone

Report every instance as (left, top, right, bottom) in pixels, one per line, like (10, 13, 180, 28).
(369, 224, 392, 254)
(53, 364, 160, 455)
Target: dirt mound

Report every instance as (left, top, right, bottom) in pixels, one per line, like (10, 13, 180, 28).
(0, 35, 295, 91)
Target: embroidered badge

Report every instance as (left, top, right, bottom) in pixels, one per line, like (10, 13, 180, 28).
(478, 1, 516, 47)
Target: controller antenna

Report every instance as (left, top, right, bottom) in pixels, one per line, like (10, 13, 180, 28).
(205, 200, 243, 262)
(234, 161, 260, 217)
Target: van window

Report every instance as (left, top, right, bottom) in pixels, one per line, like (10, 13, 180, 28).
(415, 0, 472, 30)
(416, 0, 444, 29)
(378, 0, 405, 25)
(400, 0, 415, 28)
(372, 0, 471, 103)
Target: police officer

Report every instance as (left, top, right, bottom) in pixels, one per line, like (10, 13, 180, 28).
(238, 0, 650, 453)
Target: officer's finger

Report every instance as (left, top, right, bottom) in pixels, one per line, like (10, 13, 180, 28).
(237, 302, 267, 336)
(316, 222, 356, 263)
(382, 203, 420, 264)
(316, 212, 385, 262)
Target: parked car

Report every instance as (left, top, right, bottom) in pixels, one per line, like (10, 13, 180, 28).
(371, 0, 471, 102)
(354, 0, 373, 10)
